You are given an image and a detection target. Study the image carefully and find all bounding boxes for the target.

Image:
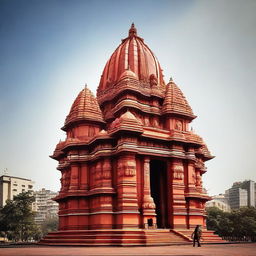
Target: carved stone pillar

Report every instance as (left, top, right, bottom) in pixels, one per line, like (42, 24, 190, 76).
(187, 160, 205, 228)
(116, 154, 139, 228)
(188, 160, 197, 193)
(90, 157, 114, 229)
(169, 159, 187, 229)
(142, 157, 156, 228)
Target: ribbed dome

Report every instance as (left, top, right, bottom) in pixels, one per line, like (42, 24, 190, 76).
(98, 23, 165, 92)
(162, 81, 195, 119)
(63, 87, 104, 130)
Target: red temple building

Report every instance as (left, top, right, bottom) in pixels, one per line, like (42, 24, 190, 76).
(41, 24, 223, 245)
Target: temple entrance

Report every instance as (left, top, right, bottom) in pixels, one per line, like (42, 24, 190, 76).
(150, 160, 169, 228)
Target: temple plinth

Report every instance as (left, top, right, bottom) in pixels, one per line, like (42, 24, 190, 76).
(40, 24, 224, 246)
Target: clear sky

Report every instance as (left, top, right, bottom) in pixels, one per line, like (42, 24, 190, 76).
(0, 0, 255, 195)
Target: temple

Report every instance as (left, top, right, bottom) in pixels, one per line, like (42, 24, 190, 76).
(41, 24, 223, 245)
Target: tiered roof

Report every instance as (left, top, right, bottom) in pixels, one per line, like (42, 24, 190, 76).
(162, 81, 196, 119)
(63, 87, 104, 130)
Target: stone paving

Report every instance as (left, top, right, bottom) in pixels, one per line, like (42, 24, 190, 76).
(0, 243, 255, 256)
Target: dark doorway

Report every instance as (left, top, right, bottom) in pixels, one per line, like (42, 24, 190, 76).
(150, 160, 169, 228)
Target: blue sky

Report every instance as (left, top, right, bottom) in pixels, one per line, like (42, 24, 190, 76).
(0, 0, 255, 195)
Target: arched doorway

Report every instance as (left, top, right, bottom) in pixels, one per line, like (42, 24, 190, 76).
(150, 159, 169, 228)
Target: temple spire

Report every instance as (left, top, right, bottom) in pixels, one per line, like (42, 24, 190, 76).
(129, 23, 137, 37)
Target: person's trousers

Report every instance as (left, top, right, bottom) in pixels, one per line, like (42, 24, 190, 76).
(193, 237, 201, 247)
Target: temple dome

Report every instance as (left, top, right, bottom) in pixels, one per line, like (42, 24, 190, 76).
(97, 23, 165, 93)
(63, 87, 104, 130)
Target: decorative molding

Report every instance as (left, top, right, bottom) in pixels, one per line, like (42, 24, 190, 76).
(173, 164, 184, 180)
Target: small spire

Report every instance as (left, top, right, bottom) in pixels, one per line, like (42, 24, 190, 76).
(84, 83, 87, 89)
(169, 77, 173, 83)
(129, 23, 137, 37)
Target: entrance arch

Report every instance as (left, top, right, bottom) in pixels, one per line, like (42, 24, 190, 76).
(150, 159, 169, 228)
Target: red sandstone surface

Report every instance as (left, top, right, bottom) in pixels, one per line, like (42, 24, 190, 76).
(0, 244, 255, 256)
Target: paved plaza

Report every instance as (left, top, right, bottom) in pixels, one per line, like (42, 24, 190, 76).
(0, 243, 255, 256)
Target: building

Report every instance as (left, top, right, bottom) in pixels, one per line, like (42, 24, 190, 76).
(0, 175, 34, 207)
(241, 180, 255, 207)
(226, 180, 255, 209)
(41, 24, 221, 245)
(206, 194, 231, 212)
(32, 188, 59, 225)
(212, 194, 229, 204)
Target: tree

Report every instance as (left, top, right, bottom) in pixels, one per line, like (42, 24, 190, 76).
(0, 191, 40, 242)
(207, 207, 238, 236)
(41, 216, 58, 236)
(206, 206, 256, 240)
(229, 207, 256, 237)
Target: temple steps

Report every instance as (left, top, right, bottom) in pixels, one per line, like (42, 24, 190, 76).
(172, 229, 227, 243)
(40, 229, 189, 246)
(40, 229, 226, 246)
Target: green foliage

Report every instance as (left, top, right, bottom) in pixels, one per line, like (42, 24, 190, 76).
(0, 191, 41, 242)
(40, 216, 58, 236)
(206, 206, 256, 238)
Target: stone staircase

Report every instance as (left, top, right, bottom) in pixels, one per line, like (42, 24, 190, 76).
(144, 229, 189, 245)
(40, 229, 189, 246)
(172, 229, 227, 243)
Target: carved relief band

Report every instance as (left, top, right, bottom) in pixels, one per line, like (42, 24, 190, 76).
(117, 156, 136, 177)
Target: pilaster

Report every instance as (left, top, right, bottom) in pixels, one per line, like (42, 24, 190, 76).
(142, 157, 156, 228)
(79, 163, 88, 190)
(89, 158, 114, 229)
(169, 159, 187, 229)
(186, 159, 205, 228)
(116, 153, 139, 228)
(69, 163, 79, 190)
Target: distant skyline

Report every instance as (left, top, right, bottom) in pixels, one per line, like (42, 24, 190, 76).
(0, 0, 256, 195)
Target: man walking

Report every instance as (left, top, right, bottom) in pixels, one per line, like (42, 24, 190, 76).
(191, 225, 202, 247)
